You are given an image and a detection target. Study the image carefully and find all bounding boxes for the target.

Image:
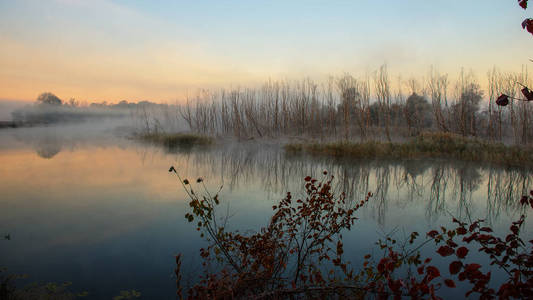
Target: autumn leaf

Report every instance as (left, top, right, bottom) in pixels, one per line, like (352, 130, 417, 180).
(444, 279, 456, 288)
(465, 263, 482, 272)
(496, 94, 509, 106)
(519, 0, 528, 9)
(449, 261, 462, 275)
(522, 18, 533, 35)
(456, 227, 468, 235)
(437, 245, 455, 257)
(427, 230, 439, 238)
(521, 87, 533, 101)
(417, 266, 424, 275)
(426, 266, 441, 281)
(456, 246, 469, 259)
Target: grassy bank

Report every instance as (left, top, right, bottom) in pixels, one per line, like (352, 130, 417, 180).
(137, 132, 213, 148)
(285, 132, 533, 168)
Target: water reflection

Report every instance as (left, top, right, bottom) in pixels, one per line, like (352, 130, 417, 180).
(168, 144, 532, 226)
(34, 136, 62, 159)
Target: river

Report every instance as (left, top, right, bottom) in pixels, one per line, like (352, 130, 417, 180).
(0, 123, 531, 299)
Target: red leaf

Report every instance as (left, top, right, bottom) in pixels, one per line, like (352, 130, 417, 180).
(496, 94, 509, 107)
(456, 227, 467, 235)
(304, 176, 312, 182)
(463, 233, 478, 243)
(446, 240, 458, 248)
(458, 271, 466, 281)
(444, 279, 456, 288)
(456, 246, 469, 259)
(523, 18, 533, 35)
(521, 196, 529, 205)
(519, 0, 528, 9)
(521, 87, 533, 101)
(437, 245, 454, 257)
(426, 266, 441, 281)
(479, 227, 493, 233)
(427, 230, 439, 238)
(449, 261, 462, 275)
(417, 266, 425, 275)
(465, 263, 481, 272)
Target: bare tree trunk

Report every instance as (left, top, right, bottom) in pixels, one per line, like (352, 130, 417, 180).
(375, 65, 392, 142)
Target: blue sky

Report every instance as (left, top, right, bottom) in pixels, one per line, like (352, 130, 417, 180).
(0, 0, 531, 102)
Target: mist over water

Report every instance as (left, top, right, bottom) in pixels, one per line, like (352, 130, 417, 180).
(0, 100, 28, 121)
(0, 122, 531, 298)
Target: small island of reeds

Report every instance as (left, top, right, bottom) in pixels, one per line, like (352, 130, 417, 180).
(285, 132, 533, 168)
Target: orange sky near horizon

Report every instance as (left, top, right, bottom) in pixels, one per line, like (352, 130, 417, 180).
(1, 0, 532, 104)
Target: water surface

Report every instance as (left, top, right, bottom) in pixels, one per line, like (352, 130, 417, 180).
(1, 125, 532, 298)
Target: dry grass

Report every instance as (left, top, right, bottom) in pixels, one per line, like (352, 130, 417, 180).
(285, 132, 533, 168)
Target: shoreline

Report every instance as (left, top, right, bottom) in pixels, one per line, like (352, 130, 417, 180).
(285, 132, 533, 169)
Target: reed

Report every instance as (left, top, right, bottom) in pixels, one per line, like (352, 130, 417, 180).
(285, 132, 533, 168)
(133, 66, 532, 145)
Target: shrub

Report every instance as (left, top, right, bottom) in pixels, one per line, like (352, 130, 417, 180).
(171, 168, 533, 299)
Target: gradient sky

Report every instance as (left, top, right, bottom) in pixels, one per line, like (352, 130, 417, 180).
(0, 0, 531, 103)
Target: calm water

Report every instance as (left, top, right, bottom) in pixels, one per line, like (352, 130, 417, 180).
(1, 124, 532, 299)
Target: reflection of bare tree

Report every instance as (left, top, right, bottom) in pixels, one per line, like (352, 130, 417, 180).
(402, 160, 430, 203)
(373, 166, 390, 227)
(449, 164, 482, 220)
(487, 168, 507, 224)
(150, 144, 532, 225)
(427, 163, 449, 222)
(487, 168, 531, 224)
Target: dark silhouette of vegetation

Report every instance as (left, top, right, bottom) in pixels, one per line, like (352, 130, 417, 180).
(0, 267, 140, 300)
(8, 93, 163, 125)
(0, 268, 88, 300)
(405, 93, 432, 135)
(171, 170, 533, 299)
(138, 133, 213, 150)
(171, 167, 372, 299)
(36, 92, 62, 106)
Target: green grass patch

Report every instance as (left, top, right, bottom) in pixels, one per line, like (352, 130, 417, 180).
(137, 132, 213, 148)
(285, 132, 533, 168)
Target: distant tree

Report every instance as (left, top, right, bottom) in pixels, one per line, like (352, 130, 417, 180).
(454, 84, 483, 136)
(67, 98, 79, 107)
(405, 93, 432, 135)
(36, 92, 62, 106)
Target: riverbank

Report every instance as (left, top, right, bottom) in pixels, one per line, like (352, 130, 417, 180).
(135, 132, 213, 148)
(0, 121, 40, 129)
(285, 132, 533, 168)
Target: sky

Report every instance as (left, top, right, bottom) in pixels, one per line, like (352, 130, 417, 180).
(0, 0, 532, 103)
